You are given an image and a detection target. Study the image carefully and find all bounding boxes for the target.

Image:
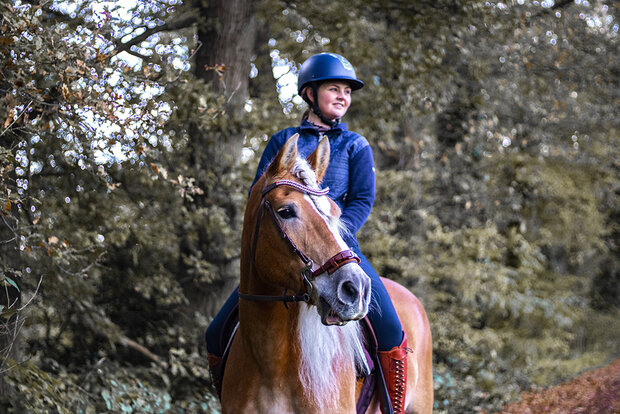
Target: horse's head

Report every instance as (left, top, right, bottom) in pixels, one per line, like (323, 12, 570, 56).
(245, 134, 371, 325)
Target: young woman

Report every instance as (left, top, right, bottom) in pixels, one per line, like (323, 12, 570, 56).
(206, 53, 408, 413)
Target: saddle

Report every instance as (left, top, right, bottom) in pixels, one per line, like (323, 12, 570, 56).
(208, 304, 394, 414)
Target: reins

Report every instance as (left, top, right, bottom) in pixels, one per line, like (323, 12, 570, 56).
(238, 179, 360, 304)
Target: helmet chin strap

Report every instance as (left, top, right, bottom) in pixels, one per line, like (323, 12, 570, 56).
(310, 84, 339, 128)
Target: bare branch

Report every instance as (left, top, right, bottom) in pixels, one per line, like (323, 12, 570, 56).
(119, 335, 168, 369)
(18, 276, 42, 311)
(114, 13, 198, 56)
(0, 101, 34, 137)
(551, 0, 575, 10)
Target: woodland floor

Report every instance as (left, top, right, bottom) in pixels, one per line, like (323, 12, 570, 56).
(497, 358, 620, 414)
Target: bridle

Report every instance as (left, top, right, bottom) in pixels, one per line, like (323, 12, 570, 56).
(238, 179, 360, 304)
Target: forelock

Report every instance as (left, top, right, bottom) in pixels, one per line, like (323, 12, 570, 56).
(290, 157, 335, 220)
(291, 158, 319, 190)
(289, 154, 350, 249)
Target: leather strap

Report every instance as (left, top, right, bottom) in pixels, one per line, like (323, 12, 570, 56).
(311, 250, 360, 278)
(240, 179, 357, 304)
(238, 291, 310, 303)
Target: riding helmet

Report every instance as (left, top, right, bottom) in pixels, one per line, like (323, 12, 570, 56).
(297, 53, 364, 95)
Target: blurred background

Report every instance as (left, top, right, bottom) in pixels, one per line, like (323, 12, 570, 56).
(1, 0, 618, 412)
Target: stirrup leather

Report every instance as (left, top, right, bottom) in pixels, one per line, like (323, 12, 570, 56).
(207, 353, 223, 398)
(377, 333, 409, 414)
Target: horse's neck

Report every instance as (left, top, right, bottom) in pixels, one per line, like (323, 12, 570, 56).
(237, 300, 362, 412)
(237, 299, 302, 366)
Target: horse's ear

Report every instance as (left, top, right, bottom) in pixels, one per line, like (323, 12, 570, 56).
(307, 136, 330, 184)
(268, 133, 299, 178)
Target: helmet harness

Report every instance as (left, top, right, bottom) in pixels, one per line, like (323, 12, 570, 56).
(297, 53, 364, 128)
(303, 82, 339, 128)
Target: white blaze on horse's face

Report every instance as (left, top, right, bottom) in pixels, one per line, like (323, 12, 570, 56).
(296, 179, 371, 326)
(264, 134, 371, 326)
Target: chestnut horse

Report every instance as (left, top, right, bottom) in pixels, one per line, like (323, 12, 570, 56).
(220, 134, 433, 413)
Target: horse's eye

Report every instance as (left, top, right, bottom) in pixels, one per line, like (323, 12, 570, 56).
(277, 205, 297, 219)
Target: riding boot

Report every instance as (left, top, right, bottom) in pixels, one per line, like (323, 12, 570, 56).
(207, 352, 223, 398)
(377, 332, 408, 414)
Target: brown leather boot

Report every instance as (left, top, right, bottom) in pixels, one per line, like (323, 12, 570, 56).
(207, 352, 223, 398)
(377, 333, 409, 414)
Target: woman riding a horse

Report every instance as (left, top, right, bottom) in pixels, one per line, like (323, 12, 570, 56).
(206, 53, 432, 414)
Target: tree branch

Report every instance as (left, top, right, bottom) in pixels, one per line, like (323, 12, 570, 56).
(39, 1, 89, 25)
(119, 335, 168, 369)
(551, 0, 575, 10)
(114, 13, 198, 57)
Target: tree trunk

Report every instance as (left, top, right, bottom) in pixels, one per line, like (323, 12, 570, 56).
(192, 0, 257, 168)
(180, 0, 257, 318)
(195, 0, 256, 113)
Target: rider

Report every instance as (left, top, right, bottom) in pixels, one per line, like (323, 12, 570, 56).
(205, 53, 409, 414)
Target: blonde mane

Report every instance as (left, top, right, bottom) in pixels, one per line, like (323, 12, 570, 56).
(289, 156, 368, 408)
(297, 303, 369, 409)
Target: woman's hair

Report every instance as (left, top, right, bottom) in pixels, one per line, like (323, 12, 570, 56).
(301, 109, 311, 121)
(300, 84, 315, 122)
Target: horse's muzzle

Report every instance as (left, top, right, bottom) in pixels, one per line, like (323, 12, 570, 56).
(313, 264, 371, 326)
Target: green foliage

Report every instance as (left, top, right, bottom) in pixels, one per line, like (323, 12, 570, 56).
(486, 154, 608, 268)
(4, 356, 220, 414)
(1, 0, 618, 413)
(4, 359, 78, 414)
(363, 159, 617, 411)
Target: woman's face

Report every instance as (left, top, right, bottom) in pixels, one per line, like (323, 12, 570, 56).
(310, 81, 352, 120)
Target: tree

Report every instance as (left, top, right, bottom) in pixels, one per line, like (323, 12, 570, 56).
(1, 0, 618, 412)
(107, 0, 260, 317)
(0, 0, 182, 407)
(180, 0, 257, 317)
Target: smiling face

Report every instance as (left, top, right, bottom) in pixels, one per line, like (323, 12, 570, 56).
(307, 81, 352, 124)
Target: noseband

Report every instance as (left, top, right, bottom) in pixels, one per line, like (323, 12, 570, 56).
(238, 179, 361, 303)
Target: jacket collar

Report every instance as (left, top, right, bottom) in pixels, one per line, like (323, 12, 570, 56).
(300, 119, 349, 134)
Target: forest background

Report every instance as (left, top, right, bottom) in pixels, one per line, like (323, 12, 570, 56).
(1, 0, 618, 412)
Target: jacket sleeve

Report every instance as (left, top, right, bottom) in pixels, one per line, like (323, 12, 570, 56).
(341, 145, 375, 235)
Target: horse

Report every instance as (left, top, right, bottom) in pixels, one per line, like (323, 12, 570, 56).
(220, 134, 433, 413)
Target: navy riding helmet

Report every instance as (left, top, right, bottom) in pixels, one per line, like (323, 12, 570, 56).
(297, 53, 364, 126)
(297, 53, 364, 95)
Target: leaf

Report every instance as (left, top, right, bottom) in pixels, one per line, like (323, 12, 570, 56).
(0, 36, 15, 46)
(0, 306, 17, 320)
(1, 276, 19, 291)
(3, 109, 14, 128)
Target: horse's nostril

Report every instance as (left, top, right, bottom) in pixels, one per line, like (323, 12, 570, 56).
(338, 280, 359, 305)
